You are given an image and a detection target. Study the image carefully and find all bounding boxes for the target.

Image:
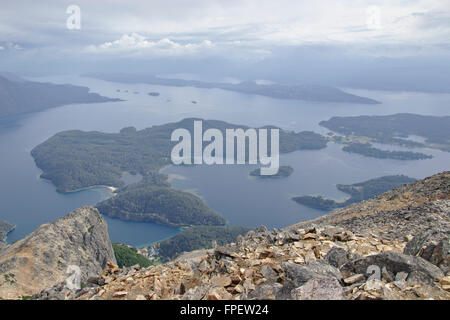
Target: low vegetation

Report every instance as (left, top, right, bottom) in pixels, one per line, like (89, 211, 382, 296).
(112, 243, 154, 268)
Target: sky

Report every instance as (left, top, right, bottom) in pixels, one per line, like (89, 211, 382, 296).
(0, 0, 449, 90)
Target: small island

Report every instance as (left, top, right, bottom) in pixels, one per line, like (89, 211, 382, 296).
(292, 175, 416, 210)
(148, 92, 160, 96)
(249, 165, 294, 178)
(342, 143, 433, 160)
(95, 172, 225, 227)
(86, 73, 381, 104)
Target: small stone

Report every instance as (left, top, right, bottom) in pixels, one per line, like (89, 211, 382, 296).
(113, 291, 128, 297)
(440, 276, 450, 286)
(233, 285, 244, 294)
(293, 241, 303, 249)
(344, 274, 365, 285)
(211, 275, 232, 287)
(395, 272, 408, 282)
(381, 267, 394, 282)
(291, 277, 344, 300)
(364, 279, 383, 293)
(302, 233, 317, 240)
(243, 278, 255, 291)
(294, 257, 305, 264)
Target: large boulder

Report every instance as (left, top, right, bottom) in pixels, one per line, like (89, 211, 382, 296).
(340, 251, 444, 282)
(278, 261, 343, 299)
(404, 229, 449, 274)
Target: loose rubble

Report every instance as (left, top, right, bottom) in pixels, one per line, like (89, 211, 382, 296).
(34, 171, 450, 300)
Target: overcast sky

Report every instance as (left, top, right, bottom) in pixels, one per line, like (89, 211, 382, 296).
(1, 0, 450, 88)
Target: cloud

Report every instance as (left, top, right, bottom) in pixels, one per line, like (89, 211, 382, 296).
(85, 33, 215, 56)
(1, 0, 450, 63)
(83, 33, 271, 61)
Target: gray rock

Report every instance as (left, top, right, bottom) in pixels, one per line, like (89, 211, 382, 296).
(291, 277, 344, 300)
(259, 265, 278, 283)
(340, 251, 444, 282)
(404, 229, 449, 271)
(247, 283, 283, 300)
(324, 247, 350, 268)
(279, 260, 343, 299)
(182, 283, 210, 300)
(283, 261, 342, 288)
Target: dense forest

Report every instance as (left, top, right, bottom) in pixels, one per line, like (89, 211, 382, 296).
(156, 226, 251, 261)
(342, 143, 433, 160)
(292, 175, 416, 210)
(112, 243, 154, 268)
(97, 186, 225, 227)
(31, 118, 328, 192)
(96, 172, 225, 227)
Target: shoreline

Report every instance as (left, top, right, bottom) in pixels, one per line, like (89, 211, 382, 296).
(62, 185, 118, 195)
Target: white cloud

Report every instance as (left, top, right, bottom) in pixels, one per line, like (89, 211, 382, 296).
(85, 33, 215, 56)
(84, 33, 272, 60)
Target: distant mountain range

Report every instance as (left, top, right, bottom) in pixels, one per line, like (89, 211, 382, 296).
(0, 73, 121, 118)
(86, 73, 381, 105)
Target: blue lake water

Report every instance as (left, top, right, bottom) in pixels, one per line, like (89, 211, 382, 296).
(0, 75, 449, 246)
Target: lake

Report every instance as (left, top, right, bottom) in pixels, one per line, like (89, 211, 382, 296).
(0, 75, 449, 246)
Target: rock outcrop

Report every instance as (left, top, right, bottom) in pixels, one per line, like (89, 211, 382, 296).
(0, 206, 116, 299)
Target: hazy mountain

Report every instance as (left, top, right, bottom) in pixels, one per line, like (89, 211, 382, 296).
(0, 74, 121, 118)
(86, 73, 381, 104)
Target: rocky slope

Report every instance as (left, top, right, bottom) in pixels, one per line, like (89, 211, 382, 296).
(0, 207, 116, 299)
(35, 171, 449, 300)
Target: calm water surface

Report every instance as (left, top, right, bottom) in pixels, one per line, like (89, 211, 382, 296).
(0, 75, 449, 245)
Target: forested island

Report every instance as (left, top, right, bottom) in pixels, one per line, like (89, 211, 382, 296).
(249, 165, 293, 178)
(31, 118, 327, 193)
(342, 143, 433, 160)
(155, 226, 251, 261)
(31, 118, 327, 226)
(86, 73, 380, 104)
(0, 73, 120, 118)
(96, 172, 225, 227)
(292, 175, 416, 210)
(320, 113, 450, 152)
